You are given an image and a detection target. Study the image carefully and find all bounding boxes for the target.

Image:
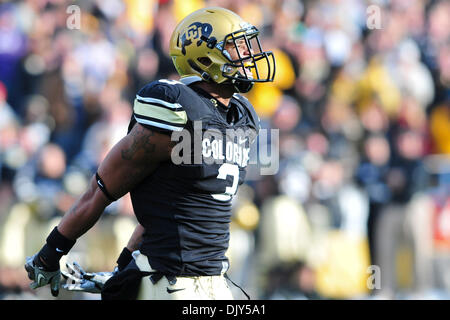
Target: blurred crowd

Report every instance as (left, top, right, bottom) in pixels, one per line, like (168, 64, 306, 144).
(0, 0, 449, 300)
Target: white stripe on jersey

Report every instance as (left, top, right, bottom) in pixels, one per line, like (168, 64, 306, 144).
(136, 95, 183, 110)
(134, 99, 187, 124)
(134, 115, 185, 131)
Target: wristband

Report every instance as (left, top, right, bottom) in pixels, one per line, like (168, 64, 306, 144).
(46, 226, 76, 255)
(35, 227, 76, 271)
(116, 247, 133, 271)
(35, 243, 62, 271)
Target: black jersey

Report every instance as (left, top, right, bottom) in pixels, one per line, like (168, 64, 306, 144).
(127, 78, 260, 276)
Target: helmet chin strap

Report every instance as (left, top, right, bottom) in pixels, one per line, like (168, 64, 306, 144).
(189, 58, 255, 93)
(203, 72, 254, 93)
(230, 77, 254, 93)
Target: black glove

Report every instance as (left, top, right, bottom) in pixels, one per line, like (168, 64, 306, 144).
(24, 227, 76, 297)
(24, 247, 62, 297)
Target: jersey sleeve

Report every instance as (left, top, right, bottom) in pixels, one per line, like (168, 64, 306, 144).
(132, 81, 188, 134)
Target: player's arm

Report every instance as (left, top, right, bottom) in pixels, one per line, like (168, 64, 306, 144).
(57, 124, 171, 239)
(25, 123, 173, 296)
(125, 223, 145, 252)
(61, 224, 145, 294)
(111, 223, 145, 273)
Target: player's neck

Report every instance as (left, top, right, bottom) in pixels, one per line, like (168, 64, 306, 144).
(194, 81, 234, 107)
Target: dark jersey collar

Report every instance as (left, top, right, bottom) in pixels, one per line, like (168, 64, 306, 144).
(188, 84, 243, 125)
(188, 84, 229, 109)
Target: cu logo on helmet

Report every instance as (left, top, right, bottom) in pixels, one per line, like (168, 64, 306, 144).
(181, 22, 213, 55)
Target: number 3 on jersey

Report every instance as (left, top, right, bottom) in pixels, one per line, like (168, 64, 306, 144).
(211, 163, 239, 201)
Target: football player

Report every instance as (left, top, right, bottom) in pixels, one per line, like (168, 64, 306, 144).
(25, 7, 275, 300)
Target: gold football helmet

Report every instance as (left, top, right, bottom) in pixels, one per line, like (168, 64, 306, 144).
(169, 7, 276, 93)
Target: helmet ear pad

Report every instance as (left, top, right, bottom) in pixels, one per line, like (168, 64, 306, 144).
(197, 57, 213, 67)
(187, 58, 212, 82)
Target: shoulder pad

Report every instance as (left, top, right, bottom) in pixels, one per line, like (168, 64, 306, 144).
(132, 80, 188, 133)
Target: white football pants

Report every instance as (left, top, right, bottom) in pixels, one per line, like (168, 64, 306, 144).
(133, 251, 234, 300)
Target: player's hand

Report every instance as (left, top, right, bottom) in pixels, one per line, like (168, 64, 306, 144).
(61, 261, 116, 294)
(24, 254, 61, 297)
